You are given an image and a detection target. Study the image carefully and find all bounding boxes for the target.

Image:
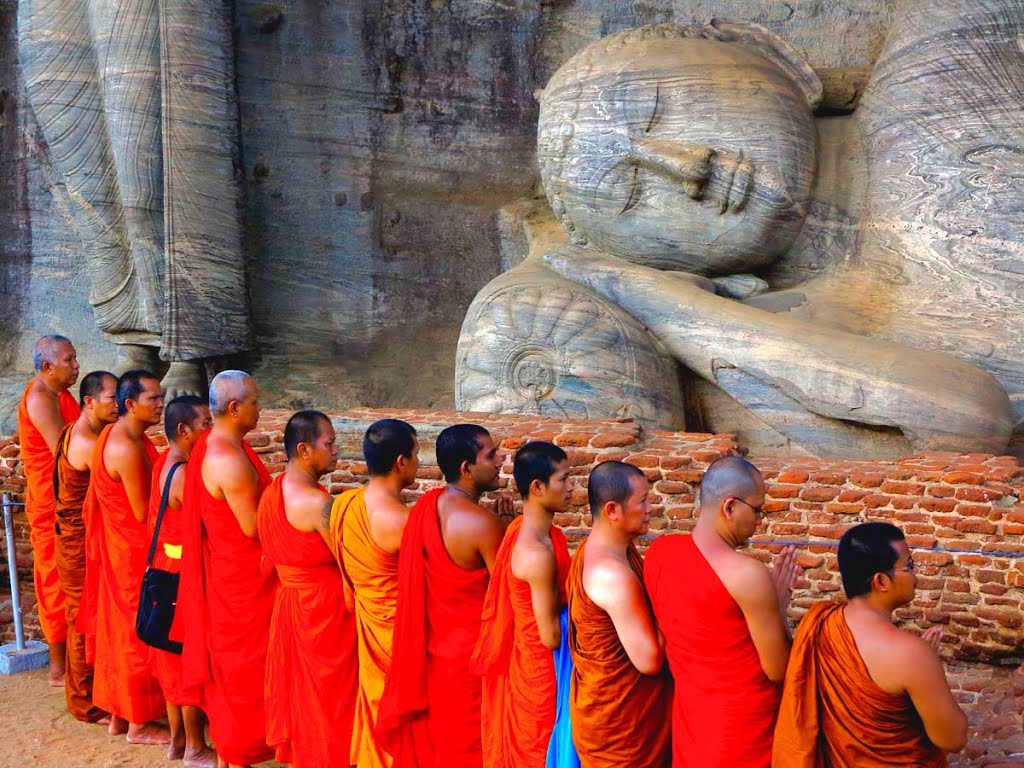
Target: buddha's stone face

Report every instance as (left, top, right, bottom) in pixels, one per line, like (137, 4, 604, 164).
(538, 33, 817, 276)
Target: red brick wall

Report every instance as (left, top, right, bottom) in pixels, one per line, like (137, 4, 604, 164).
(2, 408, 1021, 663)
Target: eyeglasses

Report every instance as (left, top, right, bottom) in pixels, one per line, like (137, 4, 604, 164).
(886, 558, 916, 575)
(730, 497, 765, 519)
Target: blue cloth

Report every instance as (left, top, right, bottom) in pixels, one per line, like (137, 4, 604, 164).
(547, 606, 581, 768)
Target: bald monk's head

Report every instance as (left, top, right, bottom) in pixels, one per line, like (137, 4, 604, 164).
(588, 460, 651, 535)
(364, 418, 419, 488)
(285, 410, 338, 478)
(165, 395, 212, 451)
(78, 370, 118, 425)
(838, 522, 916, 607)
(513, 441, 570, 511)
(437, 423, 501, 493)
(208, 370, 260, 432)
(32, 334, 79, 391)
(697, 456, 765, 546)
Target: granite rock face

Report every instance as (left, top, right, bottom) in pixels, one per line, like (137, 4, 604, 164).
(22, 1, 1024, 462)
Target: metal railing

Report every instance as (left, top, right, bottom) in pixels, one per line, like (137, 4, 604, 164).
(2, 492, 26, 650)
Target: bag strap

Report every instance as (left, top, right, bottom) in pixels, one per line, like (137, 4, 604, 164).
(147, 462, 185, 567)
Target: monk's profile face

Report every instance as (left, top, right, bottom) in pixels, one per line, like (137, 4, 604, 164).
(538, 32, 816, 275)
(469, 434, 502, 493)
(619, 474, 653, 537)
(87, 376, 119, 425)
(532, 459, 572, 514)
(234, 381, 261, 432)
(877, 540, 918, 607)
(46, 341, 80, 389)
(178, 405, 212, 450)
(129, 377, 164, 428)
(724, 476, 766, 546)
(309, 421, 339, 477)
(194, 405, 213, 434)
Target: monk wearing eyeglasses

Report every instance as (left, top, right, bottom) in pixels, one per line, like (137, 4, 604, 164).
(643, 455, 800, 767)
(773, 522, 967, 767)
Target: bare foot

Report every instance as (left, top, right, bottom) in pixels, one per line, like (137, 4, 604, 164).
(108, 715, 129, 736)
(47, 673, 65, 688)
(95, 715, 112, 726)
(183, 745, 218, 768)
(168, 737, 186, 760)
(126, 721, 172, 745)
(161, 360, 207, 399)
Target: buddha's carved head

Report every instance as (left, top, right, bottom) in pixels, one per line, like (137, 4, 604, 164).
(538, 22, 822, 276)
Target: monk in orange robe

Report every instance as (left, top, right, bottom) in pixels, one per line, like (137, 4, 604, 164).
(644, 456, 799, 768)
(568, 461, 671, 768)
(259, 410, 357, 768)
(472, 441, 573, 768)
(18, 334, 80, 685)
(178, 371, 276, 768)
(773, 523, 967, 767)
(84, 369, 169, 744)
(53, 370, 117, 722)
(378, 424, 507, 768)
(148, 396, 216, 767)
(329, 418, 420, 768)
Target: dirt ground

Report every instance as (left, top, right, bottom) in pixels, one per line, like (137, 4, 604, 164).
(1, 663, 1021, 767)
(0, 668, 280, 768)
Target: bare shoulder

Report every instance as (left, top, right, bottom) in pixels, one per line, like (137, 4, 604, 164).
(511, 532, 556, 583)
(452, 497, 503, 535)
(583, 548, 637, 609)
(716, 550, 774, 607)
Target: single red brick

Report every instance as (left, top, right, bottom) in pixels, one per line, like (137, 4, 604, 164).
(589, 433, 637, 448)
(862, 494, 892, 509)
(624, 455, 659, 469)
(824, 502, 863, 515)
(880, 481, 926, 495)
(801, 486, 840, 502)
(953, 519, 997, 534)
(767, 484, 800, 499)
(836, 489, 869, 503)
(777, 469, 809, 484)
(941, 471, 983, 485)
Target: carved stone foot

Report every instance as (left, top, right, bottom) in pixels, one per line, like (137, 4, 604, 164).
(161, 361, 208, 400)
(114, 344, 161, 375)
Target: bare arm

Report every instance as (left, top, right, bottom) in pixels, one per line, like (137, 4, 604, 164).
(168, 464, 186, 510)
(731, 562, 791, 682)
(903, 635, 968, 752)
(588, 561, 664, 674)
(106, 441, 152, 524)
(517, 546, 563, 650)
(216, 458, 263, 538)
(26, 391, 64, 455)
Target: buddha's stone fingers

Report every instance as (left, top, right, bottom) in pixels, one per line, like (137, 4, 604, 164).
(543, 248, 1013, 454)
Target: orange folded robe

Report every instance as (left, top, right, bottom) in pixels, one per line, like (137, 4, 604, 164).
(378, 487, 490, 768)
(567, 539, 672, 768)
(85, 424, 165, 723)
(772, 601, 947, 768)
(644, 534, 780, 768)
(179, 431, 276, 767)
(471, 516, 571, 768)
(258, 474, 358, 768)
(332, 487, 399, 768)
(17, 384, 79, 644)
(53, 424, 105, 722)
(146, 451, 202, 708)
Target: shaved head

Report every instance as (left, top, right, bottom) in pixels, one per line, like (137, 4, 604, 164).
(209, 370, 254, 416)
(31, 334, 73, 371)
(698, 456, 762, 513)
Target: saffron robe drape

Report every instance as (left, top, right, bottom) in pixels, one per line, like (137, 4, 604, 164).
(772, 601, 947, 768)
(377, 487, 490, 768)
(471, 516, 571, 768)
(146, 451, 201, 708)
(53, 423, 105, 722)
(85, 424, 165, 723)
(18, 384, 79, 643)
(567, 539, 671, 768)
(178, 431, 276, 767)
(331, 487, 399, 768)
(644, 534, 780, 768)
(259, 474, 358, 768)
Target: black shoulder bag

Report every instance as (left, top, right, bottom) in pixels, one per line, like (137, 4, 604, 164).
(136, 461, 185, 654)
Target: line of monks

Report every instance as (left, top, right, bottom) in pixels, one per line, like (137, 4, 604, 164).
(17, 334, 970, 768)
